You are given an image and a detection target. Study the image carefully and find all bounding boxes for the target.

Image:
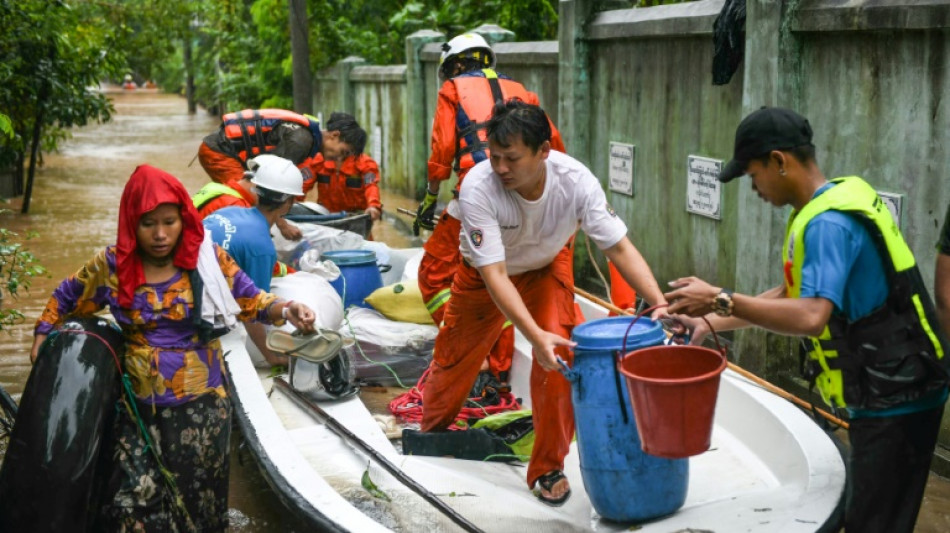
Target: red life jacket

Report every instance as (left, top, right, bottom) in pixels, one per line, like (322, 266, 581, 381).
(451, 69, 534, 176)
(221, 109, 322, 163)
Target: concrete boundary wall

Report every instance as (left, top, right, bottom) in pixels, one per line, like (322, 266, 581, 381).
(562, 0, 950, 460)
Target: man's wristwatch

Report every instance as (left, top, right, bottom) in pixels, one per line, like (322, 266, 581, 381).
(712, 289, 734, 317)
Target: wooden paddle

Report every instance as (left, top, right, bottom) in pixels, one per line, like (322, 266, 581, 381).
(272, 378, 485, 533)
(572, 286, 850, 430)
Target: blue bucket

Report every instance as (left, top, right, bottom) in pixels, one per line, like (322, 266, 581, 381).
(321, 250, 383, 308)
(566, 316, 688, 522)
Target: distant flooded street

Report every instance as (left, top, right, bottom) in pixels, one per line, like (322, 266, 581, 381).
(1, 88, 949, 532)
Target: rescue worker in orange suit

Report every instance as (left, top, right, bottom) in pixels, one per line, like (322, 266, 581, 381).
(300, 113, 381, 232)
(413, 33, 566, 392)
(422, 100, 668, 507)
(197, 108, 361, 240)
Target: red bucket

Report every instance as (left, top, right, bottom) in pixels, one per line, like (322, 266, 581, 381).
(618, 344, 727, 458)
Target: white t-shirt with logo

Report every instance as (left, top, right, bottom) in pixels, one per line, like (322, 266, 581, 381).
(458, 150, 627, 275)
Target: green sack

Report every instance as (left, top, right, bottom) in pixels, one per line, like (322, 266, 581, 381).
(472, 410, 535, 461)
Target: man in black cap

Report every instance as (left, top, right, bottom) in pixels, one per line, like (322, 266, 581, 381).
(664, 106, 949, 532)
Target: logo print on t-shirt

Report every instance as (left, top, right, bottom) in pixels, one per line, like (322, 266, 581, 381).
(470, 229, 483, 248)
(606, 202, 617, 217)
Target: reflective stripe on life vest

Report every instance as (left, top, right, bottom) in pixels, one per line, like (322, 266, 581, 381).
(192, 182, 245, 210)
(784, 176, 948, 409)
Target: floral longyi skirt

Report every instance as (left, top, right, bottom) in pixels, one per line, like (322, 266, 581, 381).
(95, 393, 232, 533)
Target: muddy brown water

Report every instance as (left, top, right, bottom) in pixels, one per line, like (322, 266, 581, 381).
(0, 88, 948, 532)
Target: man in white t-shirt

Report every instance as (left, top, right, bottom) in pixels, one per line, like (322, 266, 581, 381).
(421, 99, 668, 507)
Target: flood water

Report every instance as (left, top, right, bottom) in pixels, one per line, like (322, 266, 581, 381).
(1, 88, 949, 532)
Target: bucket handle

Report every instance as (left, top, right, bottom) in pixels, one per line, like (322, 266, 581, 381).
(613, 305, 666, 425)
(556, 357, 581, 396)
(620, 304, 726, 358)
(614, 305, 727, 424)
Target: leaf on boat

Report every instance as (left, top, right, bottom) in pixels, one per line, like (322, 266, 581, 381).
(361, 467, 391, 502)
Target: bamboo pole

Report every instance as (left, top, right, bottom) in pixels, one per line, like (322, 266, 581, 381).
(572, 286, 850, 429)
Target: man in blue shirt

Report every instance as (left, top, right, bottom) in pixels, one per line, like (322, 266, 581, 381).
(204, 154, 305, 366)
(665, 107, 949, 533)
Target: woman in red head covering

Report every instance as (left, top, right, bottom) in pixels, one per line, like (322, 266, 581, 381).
(30, 165, 316, 531)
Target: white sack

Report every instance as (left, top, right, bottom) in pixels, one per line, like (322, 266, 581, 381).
(339, 307, 438, 348)
(272, 222, 365, 267)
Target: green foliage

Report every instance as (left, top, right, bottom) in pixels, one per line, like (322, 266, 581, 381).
(389, 0, 559, 42)
(0, 211, 46, 331)
(117, 0, 560, 112)
(0, 0, 125, 174)
(0, 115, 11, 140)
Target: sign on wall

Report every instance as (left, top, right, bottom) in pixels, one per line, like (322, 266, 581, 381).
(877, 191, 904, 229)
(686, 155, 723, 220)
(608, 142, 636, 197)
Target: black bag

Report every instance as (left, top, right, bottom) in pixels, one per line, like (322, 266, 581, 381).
(712, 0, 746, 85)
(402, 428, 512, 462)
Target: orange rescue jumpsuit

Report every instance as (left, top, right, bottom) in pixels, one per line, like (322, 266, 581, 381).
(419, 69, 565, 379)
(421, 247, 576, 488)
(302, 153, 382, 213)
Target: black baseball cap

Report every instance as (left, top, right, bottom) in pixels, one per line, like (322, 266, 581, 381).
(719, 107, 814, 182)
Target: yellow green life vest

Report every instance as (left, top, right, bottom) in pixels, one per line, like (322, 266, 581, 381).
(783, 177, 948, 409)
(192, 182, 244, 211)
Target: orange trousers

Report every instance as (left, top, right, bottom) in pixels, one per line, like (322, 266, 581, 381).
(418, 210, 514, 377)
(198, 142, 246, 184)
(421, 248, 576, 488)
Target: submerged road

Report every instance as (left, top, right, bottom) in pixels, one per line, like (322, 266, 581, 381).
(0, 87, 947, 532)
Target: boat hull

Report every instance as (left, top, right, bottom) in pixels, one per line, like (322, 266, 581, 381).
(225, 248, 847, 532)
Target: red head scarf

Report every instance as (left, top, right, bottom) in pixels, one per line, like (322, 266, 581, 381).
(116, 164, 204, 307)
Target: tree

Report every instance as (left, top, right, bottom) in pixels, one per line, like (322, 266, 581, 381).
(388, 0, 559, 43)
(121, 0, 561, 113)
(0, 113, 46, 330)
(0, 0, 127, 211)
(0, 214, 46, 331)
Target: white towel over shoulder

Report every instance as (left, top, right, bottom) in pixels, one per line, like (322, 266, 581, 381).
(198, 232, 242, 330)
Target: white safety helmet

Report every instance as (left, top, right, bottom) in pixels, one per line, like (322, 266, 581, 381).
(247, 154, 303, 196)
(439, 33, 495, 79)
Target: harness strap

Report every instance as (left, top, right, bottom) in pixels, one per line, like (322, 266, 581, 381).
(237, 111, 258, 157)
(252, 118, 266, 155)
(487, 74, 504, 106)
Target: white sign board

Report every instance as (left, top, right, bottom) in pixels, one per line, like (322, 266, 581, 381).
(877, 191, 904, 229)
(686, 155, 723, 220)
(372, 126, 383, 167)
(608, 142, 635, 196)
